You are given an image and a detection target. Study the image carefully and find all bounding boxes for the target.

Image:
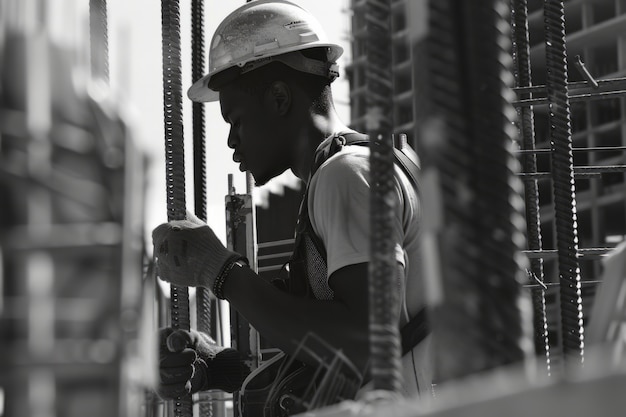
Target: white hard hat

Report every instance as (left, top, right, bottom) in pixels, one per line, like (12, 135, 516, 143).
(187, 0, 344, 102)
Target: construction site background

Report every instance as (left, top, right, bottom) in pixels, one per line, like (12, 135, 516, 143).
(2, 0, 626, 417)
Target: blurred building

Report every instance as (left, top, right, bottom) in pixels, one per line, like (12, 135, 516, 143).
(346, 0, 429, 143)
(0, 2, 148, 417)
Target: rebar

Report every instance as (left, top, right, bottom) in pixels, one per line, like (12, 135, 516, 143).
(543, 0, 585, 369)
(191, 0, 212, 415)
(427, 0, 530, 381)
(365, 0, 402, 393)
(369, 134, 403, 393)
(161, 0, 192, 415)
(511, 0, 551, 375)
(191, 0, 207, 223)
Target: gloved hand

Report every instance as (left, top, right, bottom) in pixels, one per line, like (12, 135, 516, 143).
(158, 327, 250, 399)
(152, 211, 244, 292)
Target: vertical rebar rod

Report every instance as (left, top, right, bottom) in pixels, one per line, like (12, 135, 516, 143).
(365, 0, 402, 394)
(511, 0, 551, 375)
(369, 134, 402, 393)
(190, 1, 212, 415)
(161, 0, 192, 415)
(543, 0, 585, 369)
(464, 0, 531, 371)
(191, 1, 207, 222)
(426, 0, 531, 382)
(89, 0, 109, 83)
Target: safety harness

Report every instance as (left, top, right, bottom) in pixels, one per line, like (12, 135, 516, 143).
(274, 132, 430, 355)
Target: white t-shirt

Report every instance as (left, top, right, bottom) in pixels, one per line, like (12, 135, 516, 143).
(307, 143, 434, 399)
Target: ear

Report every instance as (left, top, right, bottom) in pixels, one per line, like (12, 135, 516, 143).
(266, 81, 291, 116)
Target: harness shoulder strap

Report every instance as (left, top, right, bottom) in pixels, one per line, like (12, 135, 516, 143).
(340, 132, 420, 190)
(393, 147, 420, 189)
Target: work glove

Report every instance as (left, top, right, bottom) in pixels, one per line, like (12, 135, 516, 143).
(152, 211, 244, 292)
(158, 327, 250, 399)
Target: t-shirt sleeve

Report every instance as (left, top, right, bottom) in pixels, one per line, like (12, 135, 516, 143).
(309, 152, 406, 278)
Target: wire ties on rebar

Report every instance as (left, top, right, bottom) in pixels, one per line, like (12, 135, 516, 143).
(527, 269, 548, 290)
(574, 55, 599, 89)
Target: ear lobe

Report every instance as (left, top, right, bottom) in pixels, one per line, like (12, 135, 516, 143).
(267, 81, 290, 115)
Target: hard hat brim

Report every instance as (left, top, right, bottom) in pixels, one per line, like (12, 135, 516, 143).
(187, 43, 343, 103)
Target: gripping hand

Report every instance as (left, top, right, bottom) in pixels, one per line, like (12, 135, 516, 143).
(152, 211, 244, 291)
(158, 328, 250, 399)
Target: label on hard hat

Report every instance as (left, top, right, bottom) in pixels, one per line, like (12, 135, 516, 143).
(284, 21, 309, 30)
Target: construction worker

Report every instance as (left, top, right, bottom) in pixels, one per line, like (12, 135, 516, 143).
(152, 0, 433, 412)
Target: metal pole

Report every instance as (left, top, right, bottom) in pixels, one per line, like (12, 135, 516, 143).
(160, 0, 193, 415)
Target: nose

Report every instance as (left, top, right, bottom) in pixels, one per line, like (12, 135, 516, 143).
(227, 128, 239, 149)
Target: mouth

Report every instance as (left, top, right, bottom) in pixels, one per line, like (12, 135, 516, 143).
(233, 153, 247, 172)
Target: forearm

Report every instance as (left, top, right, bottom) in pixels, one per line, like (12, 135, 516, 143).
(222, 265, 370, 371)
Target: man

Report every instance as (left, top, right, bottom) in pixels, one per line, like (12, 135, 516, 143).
(152, 0, 433, 410)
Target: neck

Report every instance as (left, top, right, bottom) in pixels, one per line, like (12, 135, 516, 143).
(291, 111, 349, 181)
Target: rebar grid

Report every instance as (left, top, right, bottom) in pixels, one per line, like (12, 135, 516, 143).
(543, 0, 585, 368)
(427, 0, 530, 381)
(161, 0, 192, 415)
(365, 0, 403, 393)
(511, 0, 551, 375)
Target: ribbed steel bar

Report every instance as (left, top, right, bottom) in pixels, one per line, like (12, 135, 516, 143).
(365, 0, 402, 393)
(369, 134, 402, 393)
(543, 0, 584, 369)
(161, 0, 192, 415)
(190, 0, 212, 416)
(511, 0, 551, 374)
(426, 0, 530, 382)
(89, 0, 109, 83)
(465, 0, 530, 371)
(191, 1, 207, 222)
(426, 0, 471, 382)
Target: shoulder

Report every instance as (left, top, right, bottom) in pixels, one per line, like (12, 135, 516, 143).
(312, 146, 370, 188)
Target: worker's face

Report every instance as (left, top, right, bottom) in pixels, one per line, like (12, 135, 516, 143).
(219, 85, 290, 186)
